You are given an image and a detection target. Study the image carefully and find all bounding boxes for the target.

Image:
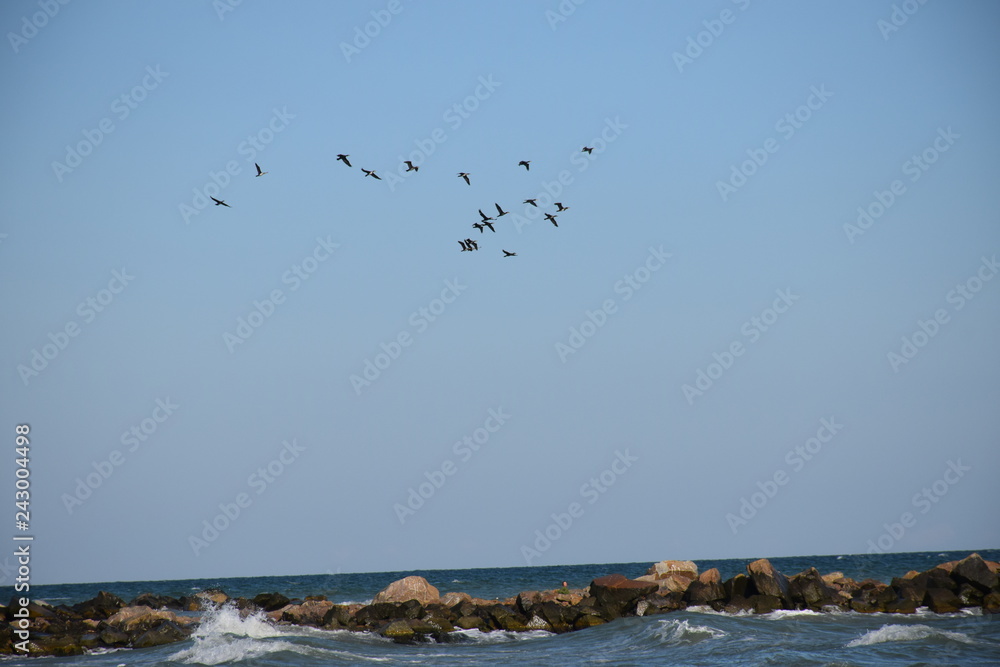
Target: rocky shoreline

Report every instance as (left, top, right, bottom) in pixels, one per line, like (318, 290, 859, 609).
(3, 552, 997, 656)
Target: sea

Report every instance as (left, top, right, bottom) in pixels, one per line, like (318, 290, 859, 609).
(6, 550, 999, 666)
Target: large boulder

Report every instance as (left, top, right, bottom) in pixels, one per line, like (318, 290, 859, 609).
(641, 560, 698, 595)
(71, 591, 126, 620)
(252, 592, 291, 612)
(372, 576, 440, 605)
(746, 559, 790, 605)
(952, 553, 999, 592)
(684, 568, 725, 605)
(789, 568, 841, 609)
(589, 574, 658, 619)
(280, 599, 334, 626)
(924, 588, 963, 613)
(131, 620, 190, 649)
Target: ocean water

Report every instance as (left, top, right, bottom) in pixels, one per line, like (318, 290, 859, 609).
(8, 550, 999, 666)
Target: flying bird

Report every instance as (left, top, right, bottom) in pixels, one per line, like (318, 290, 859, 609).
(494, 203, 508, 217)
(458, 172, 471, 185)
(478, 209, 495, 222)
(255, 163, 267, 177)
(503, 250, 517, 257)
(459, 240, 471, 252)
(545, 213, 558, 227)
(518, 160, 531, 171)
(555, 202, 570, 212)
(362, 168, 382, 180)
(582, 146, 594, 154)
(404, 161, 419, 172)
(523, 198, 538, 207)
(482, 220, 495, 233)
(210, 196, 231, 207)
(336, 154, 352, 167)
(473, 222, 485, 233)
(465, 238, 479, 251)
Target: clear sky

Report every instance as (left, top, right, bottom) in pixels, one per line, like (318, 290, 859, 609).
(1, 1, 997, 586)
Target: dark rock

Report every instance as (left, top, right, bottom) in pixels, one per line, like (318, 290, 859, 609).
(281, 600, 333, 627)
(379, 619, 414, 640)
(957, 583, 984, 607)
(589, 574, 657, 619)
(643, 591, 686, 613)
(252, 592, 291, 612)
(884, 598, 918, 614)
(99, 627, 130, 646)
(924, 588, 963, 613)
(71, 591, 125, 620)
(850, 581, 887, 613)
(516, 591, 541, 616)
(353, 602, 405, 626)
(750, 595, 783, 614)
(789, 568, 841, 610)
(480, 604, 528, 632)
(30, 634, 84, 656)
(573, 614, 606, 629)
(685, 568, 725, 605)
(132, 620, 189, 648)
(746, 559, 790, 605)
(455, 615, 483, 630)
(322, 604, 352, 629)
(952, 553, 999, 592)
(982, 592, 1000, 614)
(890, 577, 924, 606)
(534, 601, 575, 632)
(724, 573, 754, 600)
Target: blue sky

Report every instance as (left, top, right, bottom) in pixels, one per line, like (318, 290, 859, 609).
(1, 1, 997, 585)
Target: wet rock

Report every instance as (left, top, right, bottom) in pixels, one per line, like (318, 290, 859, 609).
(372, 576, 440, 605)
(982, 591, 1000, 614)
(321, 604, 352, 629)
(924, 588, 962, 613)
(454, 615, 483, 630)
(252, 592, 291, 612)
(130, 593, 182, 610)
(132, 620, 190, 648)
(440, 591, 471, 607)
(71, 591, 125, 620)
(589, 574, 657, 619)
(194, 589, 229, 608)
(573, 614, 606, 629)
(379, 619, 414, 640)
(281, 599, 333, 626)
(750, 595, 783, 614)
(789, 568, 841, 610)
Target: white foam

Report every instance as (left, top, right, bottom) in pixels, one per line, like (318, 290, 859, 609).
(449, 628, 553, 643)
(761, 609, 824, 621)
(846, 623, 975, 647)
(653, 619, 726, 644)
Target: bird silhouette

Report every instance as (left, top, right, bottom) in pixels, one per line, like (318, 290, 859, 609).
(482, 220, 496, 233)
(362, 168, 382, 180)
(337, 154, 352, 167)
(473, 222, 485, 233)
(255, 163, 268, 177)
(555, 202, 570, 212)
(582, 146, 594, 154)
(494, 203, 508, 217)
(523, 198, 538, 207)
(459, 240, 471, 252)
(465, 238, 479, 250)
(518, 160, 531, 171)
(503, 250, 517, 257)
(478, 209, 494, 222)
(458, 172, 471, 185)
(545, 213, 558, 227)
(404, 161, 419, 172)
(211, 196, 231, 207)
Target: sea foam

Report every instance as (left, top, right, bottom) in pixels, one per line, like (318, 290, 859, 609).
(653, 619, 726, 645)
(846, 623, 975, 647)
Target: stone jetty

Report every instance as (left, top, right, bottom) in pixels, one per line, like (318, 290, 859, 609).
(3, 553, 997, 655)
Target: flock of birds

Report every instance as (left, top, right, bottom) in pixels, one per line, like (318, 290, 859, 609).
(210, 147, 599, 258)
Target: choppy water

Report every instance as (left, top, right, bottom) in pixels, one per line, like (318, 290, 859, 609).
(8, 550, 999, 666)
